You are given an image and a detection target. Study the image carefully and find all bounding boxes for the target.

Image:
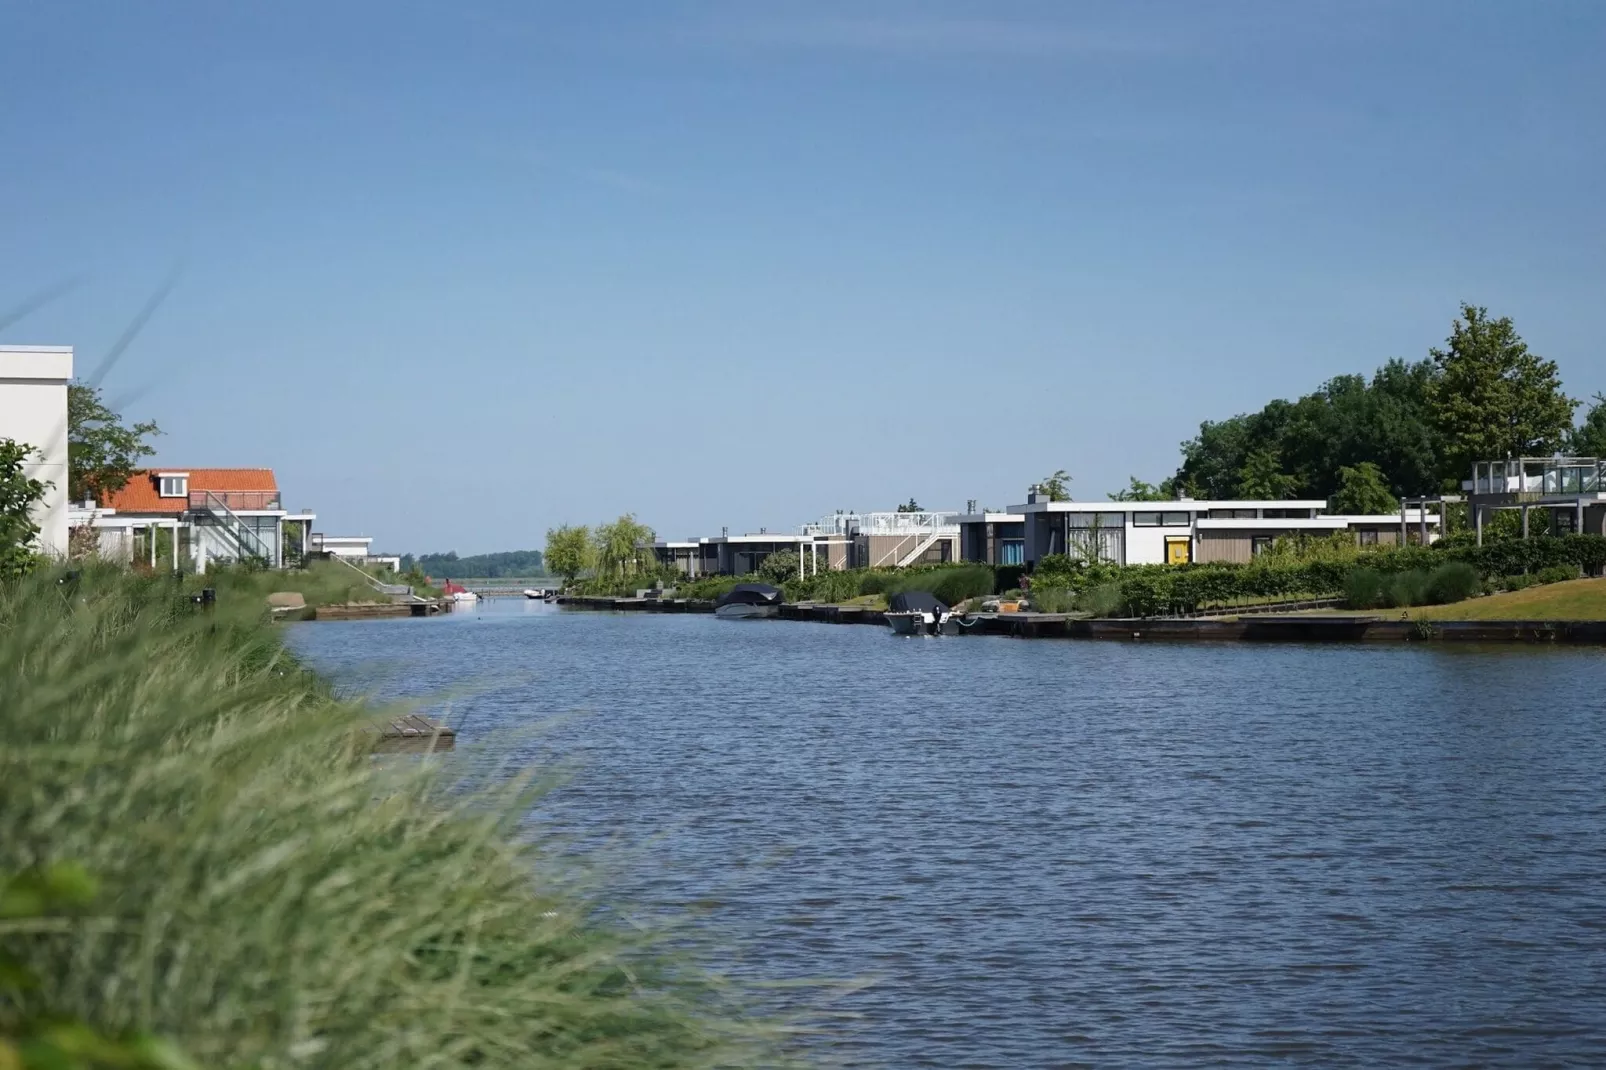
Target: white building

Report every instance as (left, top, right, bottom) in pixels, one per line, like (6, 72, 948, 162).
(0, 345, 72, 557)
(1018, 494, 1439, 567)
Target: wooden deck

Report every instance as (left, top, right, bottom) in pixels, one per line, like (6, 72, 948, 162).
(371, 713, 456, 752)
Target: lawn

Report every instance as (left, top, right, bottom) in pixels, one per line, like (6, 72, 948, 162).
(1415, 577, 1606, 620)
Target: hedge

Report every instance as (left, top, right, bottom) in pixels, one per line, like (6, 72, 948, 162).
(1027, 535, 1606, 618)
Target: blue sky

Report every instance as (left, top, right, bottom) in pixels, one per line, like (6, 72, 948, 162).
(3, 1, 1603, 554)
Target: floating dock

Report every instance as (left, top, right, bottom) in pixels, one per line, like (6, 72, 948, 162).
(371, 713, 456, 752)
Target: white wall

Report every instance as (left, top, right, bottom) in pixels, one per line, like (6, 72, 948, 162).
(0, 347, 72, 556)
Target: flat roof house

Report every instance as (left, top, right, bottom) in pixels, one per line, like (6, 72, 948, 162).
(1466, 456, 1606, 540)
(0, 345, 72, 557)
(956, 512, 1025, 566)
(1019, 495, 1438, 567)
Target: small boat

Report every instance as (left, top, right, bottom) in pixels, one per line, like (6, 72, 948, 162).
(885, 590, 950, 636)
(442, 581, 478, 605)
(714, 582, 783, 620)
(523, 589, 544, 599)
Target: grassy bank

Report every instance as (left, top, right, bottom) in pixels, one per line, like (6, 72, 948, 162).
(1412, 577, 1606, 620)
(0, 566, 789, 1068)
(198, 559, 438, 608)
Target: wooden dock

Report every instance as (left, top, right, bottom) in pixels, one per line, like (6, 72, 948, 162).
(555, 596, 1606, 644)
(371, 713, 456, 752)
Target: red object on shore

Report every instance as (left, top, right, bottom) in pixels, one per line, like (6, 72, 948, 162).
(442, 580, 467, 596)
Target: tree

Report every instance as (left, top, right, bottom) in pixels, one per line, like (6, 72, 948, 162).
(1426, 303, 1575, 480)
(544, 524, 594, 584)
(67, 384, 159, 503)
(1330, 461, 1398, 515)
(1108, 476, 1169, 502)
(895, 498, 922, 513)
(1569, 393, 1606, 457)
(1236, 447, 1299, 500)
(757, 550, 800, 583)
(1037, 470, 1071, 502)
(0, 440, 49, 578)
(592, 514, 655, 578)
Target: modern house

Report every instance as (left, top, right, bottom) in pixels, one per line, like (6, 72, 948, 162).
(1466, 457, 1606, 541)
(652, 511, 963, 578)
(92, 468, 316, 570)
(1016, 494, 1439, 568)
(956, 512, 1025, 566)
(0, 345, 72, 557)
(309, 534, 401, 572)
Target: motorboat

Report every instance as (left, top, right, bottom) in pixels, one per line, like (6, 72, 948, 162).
(442, 581, 478, 606)
(522, 589, 544, 599)
(885, 590, 950, 636)
(714, 582, 783, 620)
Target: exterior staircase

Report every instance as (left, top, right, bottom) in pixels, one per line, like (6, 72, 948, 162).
(896, 532, 942, 568)
(191, 490, 276, 565)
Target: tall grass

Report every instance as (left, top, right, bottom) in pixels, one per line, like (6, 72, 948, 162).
(0, 567, 789, 1068)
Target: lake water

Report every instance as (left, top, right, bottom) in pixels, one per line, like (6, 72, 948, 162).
(291, 602, 1606, 1067)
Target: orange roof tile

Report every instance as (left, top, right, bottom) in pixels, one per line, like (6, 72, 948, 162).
(102, 468, 279, 514)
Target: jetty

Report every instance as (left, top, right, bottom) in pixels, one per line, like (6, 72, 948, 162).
(371, 713, 456, 752)
(555, 596, 1606, 644)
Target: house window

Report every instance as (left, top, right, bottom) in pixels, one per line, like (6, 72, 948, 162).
(1133, 511, 1191, 527)
(157, 475, 188, 498)
(1251, 536, 1276, 556)
(1208, 508, 1257, 519)
(1262, 508, 1312, 519)
(998, 540, 1024, 566)
(1358, 529, 1379, 546)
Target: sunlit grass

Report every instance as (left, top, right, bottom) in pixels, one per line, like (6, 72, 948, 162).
(1413, 577, 1606, 620)
(0, 565, 795, 1068)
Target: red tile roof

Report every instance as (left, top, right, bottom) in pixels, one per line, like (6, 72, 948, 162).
(103, 468, 279, 514)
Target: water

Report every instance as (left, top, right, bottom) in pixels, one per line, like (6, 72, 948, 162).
(292, 602, 1606, 1067)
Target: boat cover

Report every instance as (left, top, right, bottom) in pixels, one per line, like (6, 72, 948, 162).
(715, 583, 784, 608)
(887, 590, 948, 615)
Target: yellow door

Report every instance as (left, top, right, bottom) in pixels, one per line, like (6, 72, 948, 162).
(1165, 537, 1191, 565)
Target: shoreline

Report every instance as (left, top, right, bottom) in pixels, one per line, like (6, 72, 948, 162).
(554, 595, 1606, 644)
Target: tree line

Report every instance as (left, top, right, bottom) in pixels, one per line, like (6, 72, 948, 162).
(399, 549, 545, 579)
(1108, 303, 1602, 511)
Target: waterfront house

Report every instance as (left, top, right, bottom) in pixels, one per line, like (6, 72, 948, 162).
(799, 511, 960, 569)
(0, 345, 72, 557)
(1466, 457, 1606, 541)
(93, 468, 316, 570)
(1017, 493, 1439, 568)
(956, 512, 1026, 566)
(309, 533, 400, 571)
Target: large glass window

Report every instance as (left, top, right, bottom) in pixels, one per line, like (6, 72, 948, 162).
(1133, 511, 1191, 527)
(999, 540, 1024, 566)
(1208, 508, 1257, 519)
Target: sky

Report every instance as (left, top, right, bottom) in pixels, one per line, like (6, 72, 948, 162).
(2, 1, 1603, 554)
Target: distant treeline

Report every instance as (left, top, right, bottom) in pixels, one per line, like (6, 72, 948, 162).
(400, 550, 545, 578)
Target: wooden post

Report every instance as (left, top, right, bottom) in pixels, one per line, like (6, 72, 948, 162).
(1475, 505, 1483, 546)
(1522, 505, 1530, 539)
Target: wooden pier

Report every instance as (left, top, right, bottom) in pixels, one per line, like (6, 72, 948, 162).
(371, 713, 456, 752)
(555, 596, 1606, 643)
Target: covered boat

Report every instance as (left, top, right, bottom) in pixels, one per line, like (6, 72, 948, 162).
(714, 582, 783, 619)
(885, 590, 949, 635)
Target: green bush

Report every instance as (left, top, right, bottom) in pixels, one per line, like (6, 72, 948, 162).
(1425, 562, 1480, 605)
(1502, 573, 1535, 592)
(1345, 568, 1387, 609)
(886, 564, 995, 606)
(994, 564, 1026, 593)
(0, 567, 783, 1068)
(1536, 564, 1579, 585)
(1077, 583, 1127, 617)
(1384, 569, 1430, 608)
(1028, 587, 1074, 613)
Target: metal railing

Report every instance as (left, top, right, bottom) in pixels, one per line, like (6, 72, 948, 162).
(194, 490, 276, 564)
(1470, 458, 1605, 497)
(189, 489, 281, 511)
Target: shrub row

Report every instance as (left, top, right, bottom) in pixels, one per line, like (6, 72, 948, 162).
(1027, 535, 1606, 618)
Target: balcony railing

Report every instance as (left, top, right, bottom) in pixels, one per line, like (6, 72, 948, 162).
(188, 490, 281, 511)
(1469, 458, 1604, 497)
